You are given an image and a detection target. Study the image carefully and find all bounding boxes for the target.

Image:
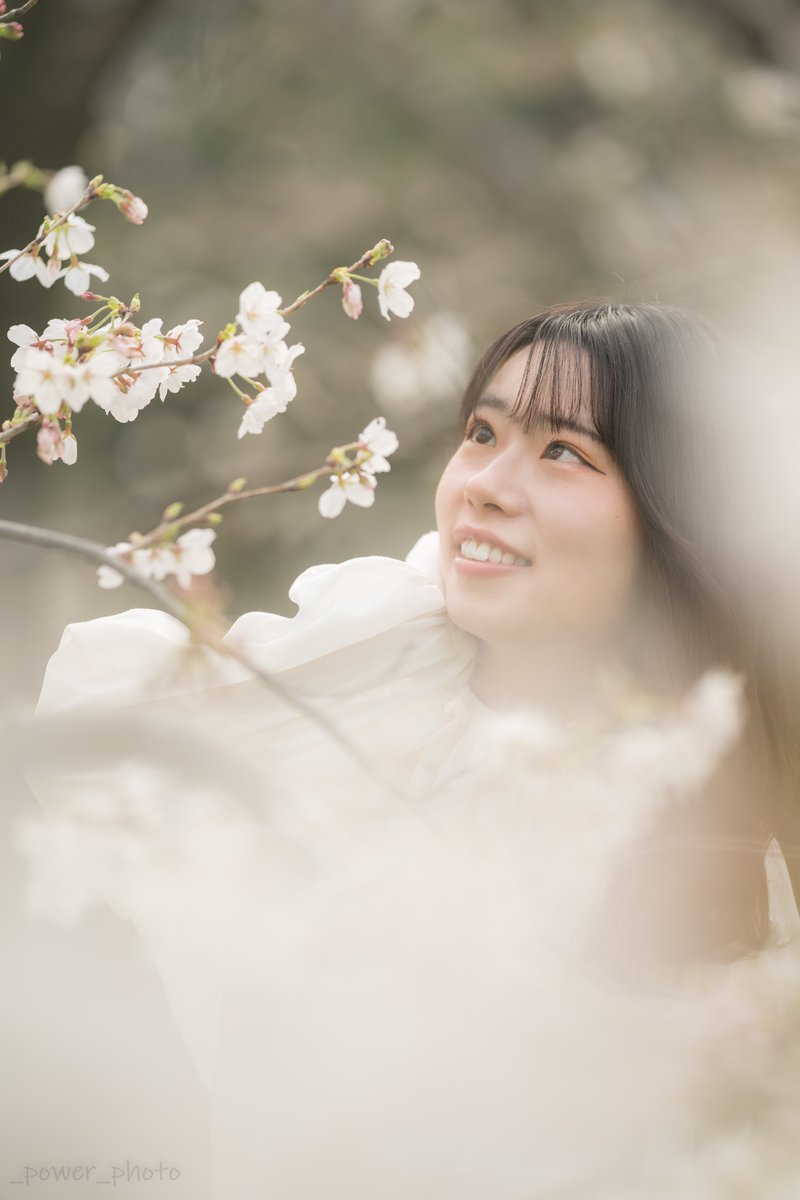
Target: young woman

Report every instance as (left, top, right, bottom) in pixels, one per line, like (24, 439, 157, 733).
(28, 299, 800, 1195)
(435, 300, 800, 973)
(34, 300, 800, 965)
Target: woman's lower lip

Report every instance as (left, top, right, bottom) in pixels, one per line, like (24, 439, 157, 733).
(453, 553, 531, 575)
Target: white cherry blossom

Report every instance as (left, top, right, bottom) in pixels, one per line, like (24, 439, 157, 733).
(63, 261, 109, 297)
(43, 214, 96, 261)
(237, 282, 287, 340)
(173, 528, 216, 588)
(134, 544, 184, 583)
(1, 249, 38, 281)
(37, 424, 78, 466)
(96, 542, 133, 589)
(107, 316, 164, 367)
(96, 530, 216, 590)
(13, 348, 69, 415)
(214, 333, 266, 379)
(139, 317, 165, 361)
(0, 248, 65, 287)
(377, 260, 421, 321)
(318, 470, 377, 518)
(41, 318, 71, 347)
(262, 339, 304, 387)
(8, 321, 71, 370)
(158, 362, 202, 400)
(98, 384, 153, 424)
(358, 415, 399, 473)
(8, 323, 38, 369)
(126, 369, 170, 409)
(163, 319, 203, 360)
(68, 351, 127, 413)
(237, 373, 298, 439)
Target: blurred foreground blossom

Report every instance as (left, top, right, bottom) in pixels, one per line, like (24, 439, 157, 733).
(724, 66, 800, 137)
(18, 654, 800, 1195)
(369, 311, 473, 418)
(44, 165, 89, 214)
(97, 527, 217, 590)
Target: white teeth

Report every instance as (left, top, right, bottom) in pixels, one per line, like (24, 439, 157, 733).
(458, 538, 530, 567)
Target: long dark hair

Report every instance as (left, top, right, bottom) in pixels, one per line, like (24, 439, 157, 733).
(456, 300, 800, 976)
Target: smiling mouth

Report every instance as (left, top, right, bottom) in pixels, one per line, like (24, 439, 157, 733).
(457, 538, 532, 567)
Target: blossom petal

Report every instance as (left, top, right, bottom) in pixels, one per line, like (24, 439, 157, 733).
(318, 483, 347, 518)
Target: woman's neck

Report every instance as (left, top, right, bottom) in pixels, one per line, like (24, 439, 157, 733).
(468, 636, 621, 720)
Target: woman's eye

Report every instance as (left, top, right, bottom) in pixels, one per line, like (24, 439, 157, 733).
(465, 421, 496, 446)
(543, 441, 586, 465)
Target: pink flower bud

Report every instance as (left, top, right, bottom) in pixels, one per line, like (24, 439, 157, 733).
(80, 291, 103, 301)
(0, 1, 8, 14)
(36, 422, 61, 465)
(61, 433, 78, 465)
(0, 21, 23, 41)
(119, 190, 148, 225)
(341, 278, 363, 320)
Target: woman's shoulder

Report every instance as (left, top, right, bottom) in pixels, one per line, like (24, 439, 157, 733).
(227, 529, 449, 669)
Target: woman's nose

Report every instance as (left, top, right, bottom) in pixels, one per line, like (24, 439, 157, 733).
(463, 454, 527, 514)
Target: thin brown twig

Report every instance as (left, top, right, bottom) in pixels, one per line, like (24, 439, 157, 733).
(279, 239, 392, 317)
(116, 346, 215, 377)
(0, 409, 42, 446)
(0, 160, 46, 198)
(132, 457, 353, 551)
(1, 0, 40, 19)
(0, 519, 187, 613)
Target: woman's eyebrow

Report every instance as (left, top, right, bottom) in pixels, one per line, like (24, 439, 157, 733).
(476, 393, 602, 443)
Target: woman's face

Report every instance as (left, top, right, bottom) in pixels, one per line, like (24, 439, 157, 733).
(435, 346, 645, 647)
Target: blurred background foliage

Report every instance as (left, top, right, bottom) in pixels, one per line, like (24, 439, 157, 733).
(2, 0, 800, 703)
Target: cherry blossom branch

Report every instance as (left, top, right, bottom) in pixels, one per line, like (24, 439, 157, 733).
(0, 519, 185, 612)
(114, 346, 215, 378)
(1, 0, 40, 19)
(0, 180, 97, 278)
(119, 238, 396, 382)
(0, 409, 42, 446)
(131, 457, 354, 552)
(0, 516, 408, 799)
(0, 159, 47, 198)
(279, 238, 393, 317)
